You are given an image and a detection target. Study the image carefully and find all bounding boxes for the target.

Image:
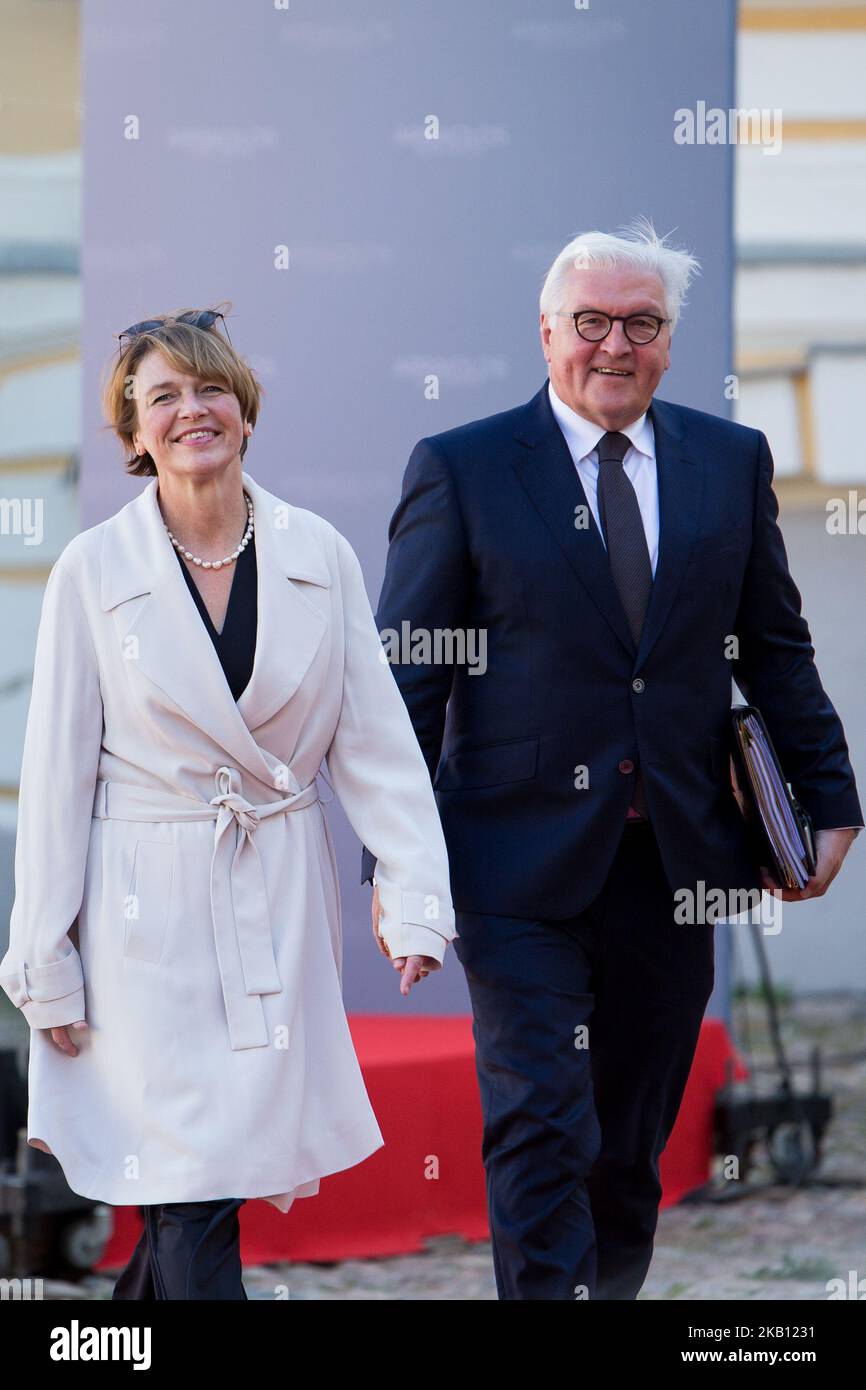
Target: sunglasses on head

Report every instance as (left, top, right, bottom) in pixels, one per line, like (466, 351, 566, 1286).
(116, 309, 232, 360)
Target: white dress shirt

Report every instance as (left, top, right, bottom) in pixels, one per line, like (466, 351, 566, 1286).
(547, 378, 658, 575)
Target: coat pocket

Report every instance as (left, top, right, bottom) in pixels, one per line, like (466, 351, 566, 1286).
(435, 735, 539, 791)
(123, 839, 175, 964)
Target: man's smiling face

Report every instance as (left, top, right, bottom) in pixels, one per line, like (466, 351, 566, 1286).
(540, 266, 672, 431)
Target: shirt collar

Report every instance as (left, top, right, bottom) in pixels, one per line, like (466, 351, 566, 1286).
(547, 378, 655, 464)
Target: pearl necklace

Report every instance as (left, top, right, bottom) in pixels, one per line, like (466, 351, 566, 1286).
(164, 492, 254, 569)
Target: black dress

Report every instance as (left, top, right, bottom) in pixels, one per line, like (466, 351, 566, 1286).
(173, 534, 257, 699)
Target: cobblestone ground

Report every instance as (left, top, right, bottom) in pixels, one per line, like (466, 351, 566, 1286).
(5, 992, 865, 1301)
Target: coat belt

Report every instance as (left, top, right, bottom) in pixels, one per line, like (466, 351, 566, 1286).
(92, 766, 320, 1051)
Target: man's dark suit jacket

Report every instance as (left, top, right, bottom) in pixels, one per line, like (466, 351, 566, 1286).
(361, 381, 862, 919)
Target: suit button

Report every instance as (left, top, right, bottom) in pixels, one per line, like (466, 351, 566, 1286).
(618, 759, 635, 774)
(632, 677, 645, 693)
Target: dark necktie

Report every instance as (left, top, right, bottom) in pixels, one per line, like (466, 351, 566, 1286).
(596, 430, 653, 819)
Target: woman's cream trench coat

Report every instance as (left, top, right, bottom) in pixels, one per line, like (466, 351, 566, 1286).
(0, 470, 456, 1212)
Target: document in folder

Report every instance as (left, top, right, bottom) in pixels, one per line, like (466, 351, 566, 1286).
(729, 705, 818, 892)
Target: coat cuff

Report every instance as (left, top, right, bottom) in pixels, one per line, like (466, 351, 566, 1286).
(373, 878, 455, 966)
(0, 947, 85, 1030)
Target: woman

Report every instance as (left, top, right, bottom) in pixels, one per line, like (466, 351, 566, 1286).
(0, 307, 455, 1299)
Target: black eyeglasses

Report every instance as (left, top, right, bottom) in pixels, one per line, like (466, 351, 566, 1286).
(116, 309, 232, 359)
(555, 310, 670, 344)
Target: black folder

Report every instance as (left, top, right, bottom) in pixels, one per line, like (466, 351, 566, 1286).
(728, 705, 818, 891)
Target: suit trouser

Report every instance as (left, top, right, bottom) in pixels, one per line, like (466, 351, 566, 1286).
(453, 820, 715, 1301)
(111, 1198, 247, 1300)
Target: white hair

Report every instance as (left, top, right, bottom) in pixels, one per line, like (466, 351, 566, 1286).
(539, 216, 701, 333)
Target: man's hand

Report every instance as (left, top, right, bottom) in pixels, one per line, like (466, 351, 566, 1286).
(390, 955, 435, 995)
(760, 827, 857, 902)
(44, 1021, 88, 1056)
(371, 884, 436, 994)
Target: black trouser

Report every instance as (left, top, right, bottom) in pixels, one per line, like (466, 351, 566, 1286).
(111, 1198, 247, 1300)
(453, 820, 715, 1301)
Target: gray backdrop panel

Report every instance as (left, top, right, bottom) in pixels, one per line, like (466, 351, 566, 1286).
(82, 0, 736, 1014)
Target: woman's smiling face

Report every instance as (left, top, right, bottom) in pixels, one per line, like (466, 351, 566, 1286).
(131, 347, 247, 478)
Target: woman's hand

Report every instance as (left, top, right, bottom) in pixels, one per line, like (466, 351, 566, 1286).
(44, 1021, 88, 1056)
(371, 884, 435, 994)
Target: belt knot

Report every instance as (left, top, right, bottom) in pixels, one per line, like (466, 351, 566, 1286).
(210, 766, 260, 833)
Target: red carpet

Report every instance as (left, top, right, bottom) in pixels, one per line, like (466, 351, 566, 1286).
(97, 1015, 747, 1271)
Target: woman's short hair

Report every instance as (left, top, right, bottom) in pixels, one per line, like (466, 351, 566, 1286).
(539, 216, 702, 333)
(101, 304, 264, 477)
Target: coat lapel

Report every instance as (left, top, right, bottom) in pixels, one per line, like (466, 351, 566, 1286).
(100, 470, 330, 781)
(511, 382, 704, 669)
(235, 473, 331, 733)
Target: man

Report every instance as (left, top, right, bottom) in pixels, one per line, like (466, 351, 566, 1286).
(362, 220, 862, 1300)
